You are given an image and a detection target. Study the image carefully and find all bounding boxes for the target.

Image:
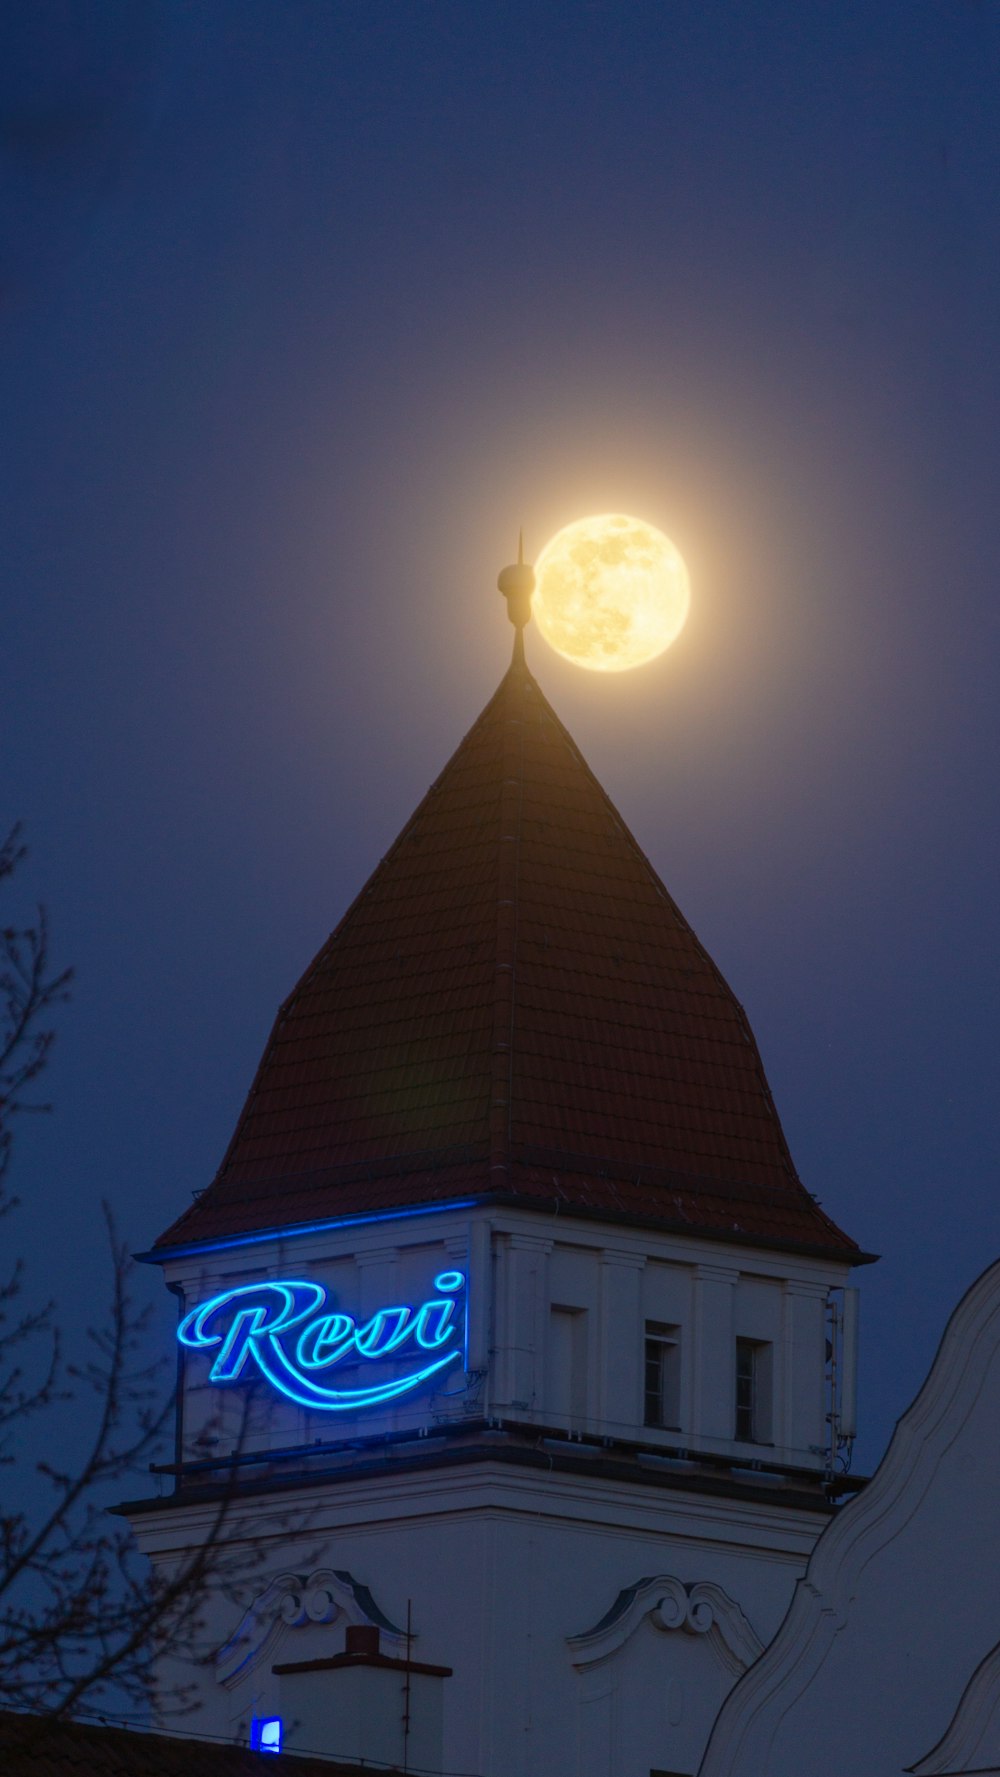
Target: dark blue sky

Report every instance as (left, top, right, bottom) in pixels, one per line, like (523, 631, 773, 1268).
(3, 2, 998, 1475)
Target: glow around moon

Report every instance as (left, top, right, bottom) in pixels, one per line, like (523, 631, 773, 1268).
(533, 513, 690, 672)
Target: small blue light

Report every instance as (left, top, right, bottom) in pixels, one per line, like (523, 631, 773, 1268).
(251, 1715, 282, 1754)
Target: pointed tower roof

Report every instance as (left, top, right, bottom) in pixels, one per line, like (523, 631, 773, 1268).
(155, 644, 861, 1263)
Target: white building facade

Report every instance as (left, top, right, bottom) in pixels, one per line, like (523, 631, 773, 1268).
(128, 585, 868, 1777)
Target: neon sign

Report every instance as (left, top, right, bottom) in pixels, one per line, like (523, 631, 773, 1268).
(177, 1270, 466, 1411)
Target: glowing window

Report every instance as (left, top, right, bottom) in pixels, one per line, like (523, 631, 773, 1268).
(251, 1715, 283, 1755)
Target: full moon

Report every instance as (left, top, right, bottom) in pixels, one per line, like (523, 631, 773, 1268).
(533, 512, 690, 672)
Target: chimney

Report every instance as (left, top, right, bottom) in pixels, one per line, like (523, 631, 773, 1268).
(345, 1624, 380, 1657)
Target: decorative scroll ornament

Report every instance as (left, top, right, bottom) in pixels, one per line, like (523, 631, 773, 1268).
(178, 1270, 466, 1411)
(216, 1568, 407, 1688)
(567, 1575, 764, 1679)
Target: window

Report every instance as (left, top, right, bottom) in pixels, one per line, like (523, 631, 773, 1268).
(643, 1321, 680, 1429)
(250, 1717, 282, 1755)
(735, 1337, 773, 1443)
(549, 1306, 588, 1426)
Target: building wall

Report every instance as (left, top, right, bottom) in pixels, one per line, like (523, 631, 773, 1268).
(136, 1205, 855, 1776)
(135, 1461, 829, 1777)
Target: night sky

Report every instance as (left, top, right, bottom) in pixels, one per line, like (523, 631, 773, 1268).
(4, 2, 999, 1479)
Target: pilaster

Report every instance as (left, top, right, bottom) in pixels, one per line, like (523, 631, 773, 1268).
(598, 1249, 646, 1430)
(691, 1263, 739, 1443)
(781, 1279, 829, 1460)
(494, 1232, 552, 1413)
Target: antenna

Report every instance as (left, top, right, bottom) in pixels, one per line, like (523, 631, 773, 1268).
(825, 1286, 860, 1478)
(402, 1597, 413, 1773)
(839, 1287, 860, 1441)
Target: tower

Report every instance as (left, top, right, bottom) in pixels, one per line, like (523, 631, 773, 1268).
(127, 549, 868, 1777)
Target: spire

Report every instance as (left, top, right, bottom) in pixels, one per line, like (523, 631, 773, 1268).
(497, 529, 535, 653)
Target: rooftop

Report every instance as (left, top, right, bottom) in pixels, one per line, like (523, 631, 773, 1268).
(0, 1711, 390, 1777)
(155, 635, 860, 1264)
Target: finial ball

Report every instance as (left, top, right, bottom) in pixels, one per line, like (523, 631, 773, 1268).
(498, 535, 535, 630)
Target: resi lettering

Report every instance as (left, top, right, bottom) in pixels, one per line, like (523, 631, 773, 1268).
(177, 1271, 466, 1411)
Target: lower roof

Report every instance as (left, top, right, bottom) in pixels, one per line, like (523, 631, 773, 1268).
(0, 1711, 387, 1777)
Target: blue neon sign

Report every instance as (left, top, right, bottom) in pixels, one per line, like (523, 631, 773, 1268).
(178, 1270, 466, 1411)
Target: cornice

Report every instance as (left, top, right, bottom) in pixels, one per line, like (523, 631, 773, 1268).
(568, 1574, 764, 1679)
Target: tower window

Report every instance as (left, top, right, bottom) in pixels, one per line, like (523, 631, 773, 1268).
(735, 1338, 773, 1443)
(643, 1321, 680, 1429)
(550, 1306, 588, 1426)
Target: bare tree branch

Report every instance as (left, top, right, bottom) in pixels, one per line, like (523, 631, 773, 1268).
(0, 824, 73, 1207)
(0, 828, 267, 1721)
